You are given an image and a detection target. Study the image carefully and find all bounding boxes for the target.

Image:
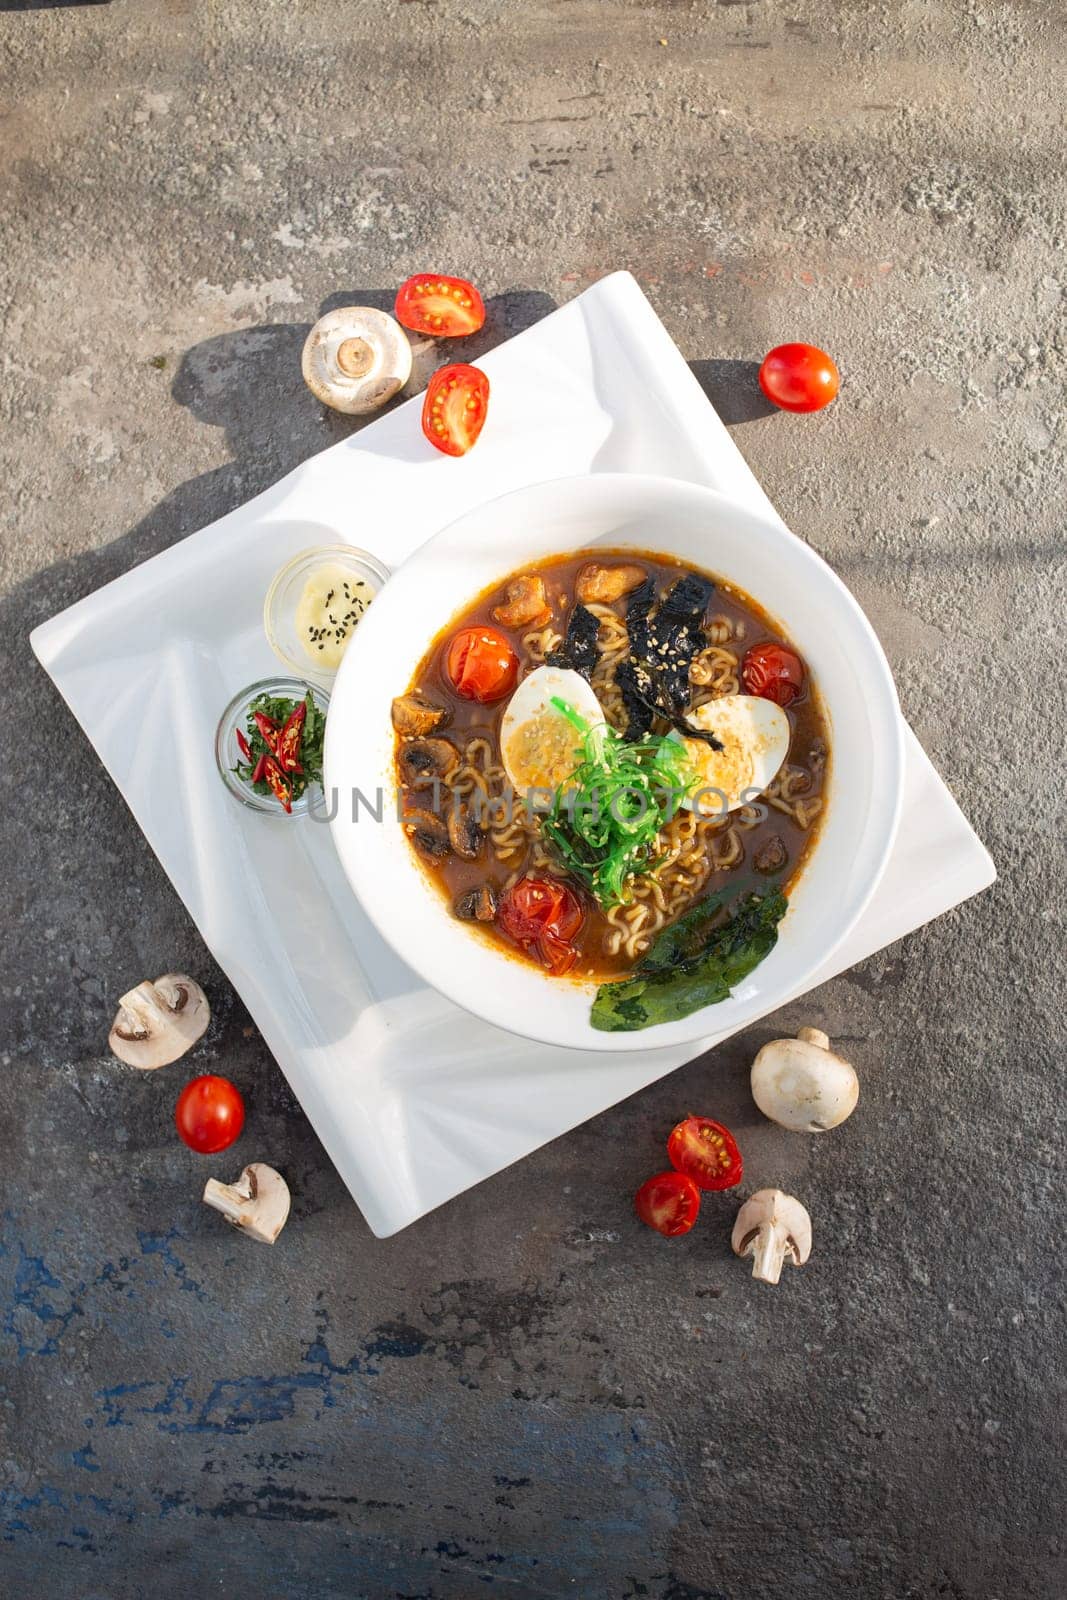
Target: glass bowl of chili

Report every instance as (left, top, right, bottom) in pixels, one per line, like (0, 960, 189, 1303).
(215, 677, 330, 816)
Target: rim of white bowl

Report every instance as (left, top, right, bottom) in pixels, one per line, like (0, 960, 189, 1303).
(324, 472, 904, 1053)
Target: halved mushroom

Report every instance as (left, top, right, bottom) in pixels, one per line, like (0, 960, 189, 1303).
(391, 693, 452, 737)
(750, 1027, 859, 1133)
(454, 884, 497, 921)
(575, 561, 648, 605)
(732, 1189, 812, 1285)
(109, 973, 209, 1069)
(492, 575, 550, 629)
(203, 1163, 291, 1245)
(402, 808, 451, 865)
(448, 807, 483, 860)
(753, 834, 788, 875)
(301, 306, 413, 415)
(397, 737, 457, 787)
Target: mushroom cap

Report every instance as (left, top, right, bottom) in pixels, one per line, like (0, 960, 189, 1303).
(203, 1163, 291, 1245)
(732, 1188, 812, 1283)
(109, 973, 209, 1069)
(750, 1028, 859, 1133)
(301, 306, 412, 415)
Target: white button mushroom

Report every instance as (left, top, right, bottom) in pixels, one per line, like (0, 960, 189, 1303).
(202, 1163, 291, 1245)
(301, 306, 413, 414)
(750, 1026, 859, 1133)
(109, 973, 209, 1069)
(731, 1189, 812, 1284)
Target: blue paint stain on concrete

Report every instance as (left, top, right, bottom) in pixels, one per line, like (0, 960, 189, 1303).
(135, 1228, 208, 1303)
(71, 1442, 100, 1473)
(0, 1242, 82, 1358)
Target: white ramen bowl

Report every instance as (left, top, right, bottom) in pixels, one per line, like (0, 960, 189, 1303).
(326, 474, 903, 1053)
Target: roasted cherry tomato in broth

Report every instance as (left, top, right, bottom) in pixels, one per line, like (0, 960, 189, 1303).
(396, 274, 486, 338)
(758, 342, 840, 413)
(742, 642, 805, 708)
(667, 1116, 743, 1191)
(175, 1075, 245, 1154)
(422, 363, 489, 457)
(497, 878, 584, 975)
(445, 625, 518, 703)
(635, 1170, 701, 1236)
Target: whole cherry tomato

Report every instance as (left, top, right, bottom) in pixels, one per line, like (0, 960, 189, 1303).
(175, 1075, 245, 1154)
(667, 1116, 743, 1191)
(396, 274, 485, 338)
(635, 1171, 701, 1236)
(759, 342, 840, 413)
(497, 878, 584, 975)
(445, 625, 518, 703)
(422, 363, 489, 456)
(742, 642, 805, 707)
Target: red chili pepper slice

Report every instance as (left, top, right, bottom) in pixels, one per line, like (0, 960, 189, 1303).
(275, 701, 306, 774)
(253, 711, 282, 755)
(262, 757, 292, 813)
(250, 754, 269, 785)
(236, 728, 253, 762)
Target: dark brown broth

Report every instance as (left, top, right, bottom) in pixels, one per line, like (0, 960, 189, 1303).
(396, 550, 830, 980)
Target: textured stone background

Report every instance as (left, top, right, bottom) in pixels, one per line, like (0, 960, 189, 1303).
(1, 3, 1064, 1597)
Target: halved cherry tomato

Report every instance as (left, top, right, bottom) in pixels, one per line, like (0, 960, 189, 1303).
(396, 274, 486, 338)
(758, 342, 840, 413)
(742, 642, 805, 708)
(635, 1170, 701, 1236)
(422, 363, 489, 457)
(667, 1116, 743, 1192)
(497, 878, 584, 975)
(445, 624, 518, 703)
(175, 1074, 245, 1154)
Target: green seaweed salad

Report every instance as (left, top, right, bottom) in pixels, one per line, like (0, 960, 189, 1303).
(591, 888, 788, 1032)
(541, 698, 694, 907)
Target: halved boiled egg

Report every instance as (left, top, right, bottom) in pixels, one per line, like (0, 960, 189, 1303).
(500, 665, 604, 796)
(673, 695, 790, 816)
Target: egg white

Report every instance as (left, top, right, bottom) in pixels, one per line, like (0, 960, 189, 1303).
(673, 695, 790, 816)
(500, 666, 604, 797)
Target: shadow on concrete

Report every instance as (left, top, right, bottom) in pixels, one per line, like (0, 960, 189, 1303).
(689, 358, 777, 425)
(2, 288, 557, 1064)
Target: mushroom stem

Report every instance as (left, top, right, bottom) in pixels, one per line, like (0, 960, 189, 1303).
(336, 337, 374, 378)
(749, 1225, 789, 1285)
(731, 1189, 812, 1286)
(202, 1179, 247, 1226)
(202, 1163, 291, 1245)
(797, 1026, 830, 1049)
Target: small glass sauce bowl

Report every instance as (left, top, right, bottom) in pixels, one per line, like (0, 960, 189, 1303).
(215, 676, 331, 816)
(264, 544, 389, 683)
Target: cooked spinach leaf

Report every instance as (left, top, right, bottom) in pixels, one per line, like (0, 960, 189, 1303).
(590, 888, 787, 1032)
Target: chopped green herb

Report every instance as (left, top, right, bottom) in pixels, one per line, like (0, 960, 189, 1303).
(541, 698, 695, 908)
(590, 889, 788, 1032)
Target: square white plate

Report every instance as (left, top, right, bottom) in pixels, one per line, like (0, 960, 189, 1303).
(31, 272, 994, 1236)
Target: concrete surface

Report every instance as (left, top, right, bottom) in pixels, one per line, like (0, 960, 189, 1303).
(1, 2, 1064, 1597)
